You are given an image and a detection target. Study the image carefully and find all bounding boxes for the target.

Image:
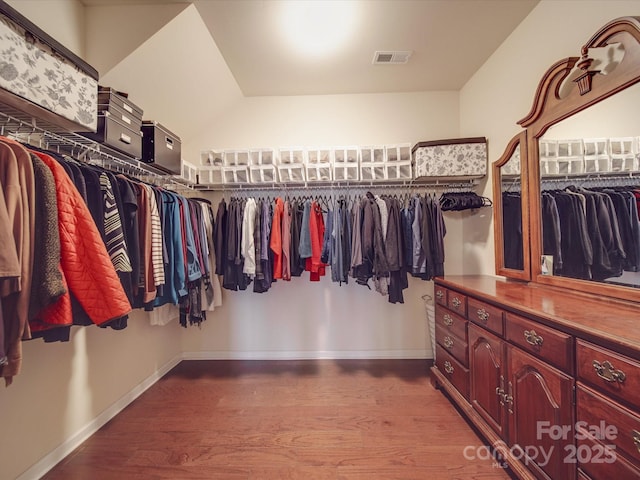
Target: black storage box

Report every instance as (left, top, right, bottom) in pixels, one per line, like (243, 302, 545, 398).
(82, 112, 143, 159)
(141, 121, 181, 174)
(97, 87, 143, 125)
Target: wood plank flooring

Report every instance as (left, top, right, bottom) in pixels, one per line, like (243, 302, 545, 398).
(41, 360, 513, 480)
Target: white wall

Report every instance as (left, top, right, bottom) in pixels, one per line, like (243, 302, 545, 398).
(0, 3, 184, 479)
(459, 0, 640, 276)
(5, 0, 85, 57)
(182, 91, 462, 359)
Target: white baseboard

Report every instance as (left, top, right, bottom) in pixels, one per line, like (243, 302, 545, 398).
(183, 349, 433, 360)
(16, 354, 183, 480)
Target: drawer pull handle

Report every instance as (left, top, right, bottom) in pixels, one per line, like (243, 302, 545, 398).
(477, 308, 489, 323)
(524, 330, 544, 347)
(452, 297, 462, 309)
(444, 361, 454, 374)
(436, 290, 444, 300)
(633, 430, 640, 453)
(444, 336, 454, 349)
(443, 314, 453, 327)
(592, 360, 626, 384)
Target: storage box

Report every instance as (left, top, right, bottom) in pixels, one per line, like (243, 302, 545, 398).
(223, 150, 250, 166)
(181, 161, 198, 184)
(222, 165, 249, 184)
(386, 143, 412, 162)
(81, 112, 142, 159)
(97, 87, 143, 129)
(278, 147, 307, 165)
(412, 137, 487, 178)
(249, 164, 278, 183)
(333, 146, 360, 181)
(360, 146, 386, 163)
(198, 166, 223, 186)
(385, 161, 412, 180)
(609, 137, 638, 172)
(583, 138, 609, 173)
(249, 149, 275, 165)
(360, 162, 387, 181)
(200, 150, 224, 166)
(277, 164, 306, 183)
(0, 3, 98, 132)
(141, 121, 181, 174)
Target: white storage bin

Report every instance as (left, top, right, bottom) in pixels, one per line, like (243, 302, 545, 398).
(278, 147, 307, 165)
(249, 164, 278, 183)
(609, 137, 637, 172)
(386, 143, 412, 162)
(200, 149, 224, 166)
(541, 157, 559, 175)
(181, 161, 198, 183)
(249, 148, 275, 165)
(412, 138, 487, 178)
(583, 138, 609, 173)
(360, 162, 387, 181)
(333, 146, 360, 181)
(305, 164, 332, 182)
(556, 139, 583, 157)
(539, 140, 558, 158)
(222, 165, 249, 184)
(223, 150, 250, 166)
(307, 148, 333, 164)
(567, 156, 585, 174)
(277, 164, 306, 183)
(360, 145, 386, 163)
(385, 161, 412, 180)
(198, 166, 224, 185)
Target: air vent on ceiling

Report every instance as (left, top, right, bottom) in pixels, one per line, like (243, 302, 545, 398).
(373, 50, 412, 64)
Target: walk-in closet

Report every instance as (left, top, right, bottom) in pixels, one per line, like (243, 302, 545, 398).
(1, 2, 639, 480)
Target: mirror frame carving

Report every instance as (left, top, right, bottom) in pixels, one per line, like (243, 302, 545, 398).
(492, 131, 530, 280)
(497, 16, 640, 302)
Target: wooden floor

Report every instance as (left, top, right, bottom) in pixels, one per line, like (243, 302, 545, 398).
(42, 360, 512, 480)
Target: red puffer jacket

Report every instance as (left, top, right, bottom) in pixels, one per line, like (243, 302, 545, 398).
(31, 150, 131, 329)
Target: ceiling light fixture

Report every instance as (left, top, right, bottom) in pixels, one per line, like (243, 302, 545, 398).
(279, 0, 358, 58)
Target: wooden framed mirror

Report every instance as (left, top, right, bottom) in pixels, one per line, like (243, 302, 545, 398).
(496, 16, 640, 302)
(492, 131, 530, 280)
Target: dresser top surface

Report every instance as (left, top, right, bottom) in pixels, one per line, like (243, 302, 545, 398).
(436, 275, 640, 356)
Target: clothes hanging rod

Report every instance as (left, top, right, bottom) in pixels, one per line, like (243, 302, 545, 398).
(195, 178, 479, 192)
(0, 109, 195, 190)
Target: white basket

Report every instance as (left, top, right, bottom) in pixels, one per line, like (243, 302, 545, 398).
(385, 161, 412, 180)
(360, 145, 386, 163)
(539, 139, 558, 158)
(278, 147, 307, 165)
(222, 165, 249, 184)
(386, 143, 412, 162)
(360, 162, 387, 181)
(200, 149, 224, 166)
(556, 139, 583, 157)
(541, 157, 559, 175)
(609, 137, 638, 172)
(249, 148, 275, 165)
(198, 166, 224, 185)
(583, 138, 610, 173)
(305, 163, 332, 182)
(181, 161, 198, 183)
(333, 146, 360, 181)
(249, 164, 278, 183)
(223, 150, 250, 166)
(307, 148, 333, 164)
(277, 164, 306, 183)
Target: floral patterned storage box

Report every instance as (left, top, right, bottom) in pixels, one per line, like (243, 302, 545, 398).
(412, 137, 487, 179)
(0, 5, 98, 131)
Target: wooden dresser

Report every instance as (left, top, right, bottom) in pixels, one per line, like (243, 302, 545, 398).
(431, 275, 640, 480)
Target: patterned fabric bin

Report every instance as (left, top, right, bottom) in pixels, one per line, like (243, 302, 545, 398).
(0, 4, 98, 131)
(412, 137, 487, 179)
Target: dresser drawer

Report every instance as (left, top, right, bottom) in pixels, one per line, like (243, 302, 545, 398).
(468, 297, 504, 336)
(505, 312, 573, 373)
(577, 428, 640, 480)
(436, 324, 468, 367)
(434, 284, 448, 307)
(577, 383, 640, 469)
(435, 305, 468, 341)
(436, 344, 469, 400)
(576, 340, 640, 408)
(447, 290, 467, 317)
